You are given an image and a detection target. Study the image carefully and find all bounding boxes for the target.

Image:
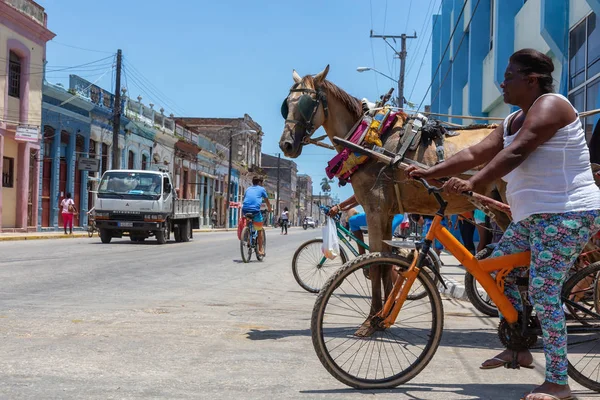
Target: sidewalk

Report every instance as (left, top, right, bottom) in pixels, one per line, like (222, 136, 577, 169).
(0, 225, 286, 242)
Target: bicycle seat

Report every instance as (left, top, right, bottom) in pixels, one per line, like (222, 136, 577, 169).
(245, 213, 256, 219)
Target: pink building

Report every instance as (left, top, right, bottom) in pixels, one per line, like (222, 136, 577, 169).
(0, 0, 55, 231)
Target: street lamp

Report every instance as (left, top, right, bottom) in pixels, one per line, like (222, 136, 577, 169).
(356, 67, 398, 83)
(226, 128, 257, 229)
(357, 66, 403, 106)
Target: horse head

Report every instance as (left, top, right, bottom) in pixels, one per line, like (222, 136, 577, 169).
(279, 65, 331, 158)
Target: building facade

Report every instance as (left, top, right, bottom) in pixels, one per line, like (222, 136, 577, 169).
(261, 153, 298, 224)
(431, 0, 600, 142)
(39, 80, 94, 230)
(0, 0, 54, 231)
(175, 115, 264, 228)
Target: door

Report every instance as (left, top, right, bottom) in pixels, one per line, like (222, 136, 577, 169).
(42, 158, 51, 227)
(58, 159, 67, 226)
(74, 167, 81, 226)
(27, 150, 35, 227)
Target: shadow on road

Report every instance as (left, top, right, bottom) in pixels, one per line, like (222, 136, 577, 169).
(245, 327, 504, 350)
(300, 383, 599, 399)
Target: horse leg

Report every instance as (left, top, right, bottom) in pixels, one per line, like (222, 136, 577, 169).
(355, 212, 394, 337)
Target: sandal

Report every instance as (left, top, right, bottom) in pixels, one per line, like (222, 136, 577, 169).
(522, 393, 575, 400)
(480, 357, 534, 370)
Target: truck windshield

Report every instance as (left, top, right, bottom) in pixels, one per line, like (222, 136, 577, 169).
(98, 172, 162, 200)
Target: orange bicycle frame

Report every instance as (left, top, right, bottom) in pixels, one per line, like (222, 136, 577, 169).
(383, 214, 530, 325)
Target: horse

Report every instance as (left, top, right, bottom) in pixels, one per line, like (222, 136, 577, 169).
(278, 66, 507, 331)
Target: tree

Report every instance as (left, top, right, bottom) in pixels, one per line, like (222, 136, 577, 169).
(320, 177, 332, 194)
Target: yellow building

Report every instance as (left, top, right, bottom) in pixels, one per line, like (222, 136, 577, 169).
(0, 0, 54, 230)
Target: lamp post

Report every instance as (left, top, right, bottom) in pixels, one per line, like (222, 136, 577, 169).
(225, 128, 257, 229)
(356, 66, 402, 106)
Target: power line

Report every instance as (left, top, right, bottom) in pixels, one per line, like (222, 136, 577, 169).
(417, 0, 469, 111)
(368, 0, 381, 94)
(407, 0, 443, 103)
(0, 55, 114, 77)
(405, 0, 438, 76)
(48, 40, 114, 54)
(123, 65, 187, 117)
(123, 58, 188, 116)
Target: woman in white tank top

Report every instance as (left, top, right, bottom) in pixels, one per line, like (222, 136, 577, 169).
(407, 49, 600, 400)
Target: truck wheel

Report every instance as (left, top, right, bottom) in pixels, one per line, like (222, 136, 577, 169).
(182, 220, 191, 242)
(100, 229, 112, 244)
(174, 225, 181, 242)
(156, 223, 169, 244)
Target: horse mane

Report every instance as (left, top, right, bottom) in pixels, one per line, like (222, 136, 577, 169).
(301, 76, 363, 121)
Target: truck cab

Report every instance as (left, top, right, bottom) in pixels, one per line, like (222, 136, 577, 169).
(94, 169, 199, 244)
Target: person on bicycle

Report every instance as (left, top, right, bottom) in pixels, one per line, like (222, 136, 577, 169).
(407, 49, 600, 400)
(242, 176, 272, 256)
(329, 195, 406, 256)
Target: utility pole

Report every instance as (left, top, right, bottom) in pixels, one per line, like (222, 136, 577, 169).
(275, 153, 280, 223)
(112, 49, 122, 170)
(226, 129, 233, 229)
(370, 31, 417, 107)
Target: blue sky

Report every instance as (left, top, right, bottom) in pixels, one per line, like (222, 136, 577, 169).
(38, 0, 442, 204)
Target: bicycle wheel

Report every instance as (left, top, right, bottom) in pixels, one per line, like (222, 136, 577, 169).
(292, 238, 349, 293)
(311, 252, 444, 389)
(240, 227, 252, 263)
(563, 261, 600, 391)
(256, 230, 267, 262)
(464, 247, 499, 317)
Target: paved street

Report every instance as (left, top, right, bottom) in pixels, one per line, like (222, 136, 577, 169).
(0, 228, 598, 400)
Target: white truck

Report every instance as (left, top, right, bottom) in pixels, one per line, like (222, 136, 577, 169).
(93, 169, 201, 244)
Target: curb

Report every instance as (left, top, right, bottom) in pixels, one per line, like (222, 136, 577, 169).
(0, 233, 89, 242)
(0, 226, 289, 242)
(438, 275, 468, 301)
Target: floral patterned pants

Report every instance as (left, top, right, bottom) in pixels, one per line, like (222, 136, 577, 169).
(491, 210, 600, 384)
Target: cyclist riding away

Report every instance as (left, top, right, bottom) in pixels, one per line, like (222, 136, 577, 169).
(242, 176, 272, 256)
(407, 49, 600, 400)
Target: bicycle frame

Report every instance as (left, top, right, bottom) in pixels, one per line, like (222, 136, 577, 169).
(381, 184, 531, 327)
(336, 221, 368, 257)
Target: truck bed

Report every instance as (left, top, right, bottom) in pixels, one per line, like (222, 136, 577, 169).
(174, 199, 201, 219)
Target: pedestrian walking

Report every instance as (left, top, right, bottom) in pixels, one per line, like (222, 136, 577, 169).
(211, 209, 218, 229)
(280, 207, 289, 235)
(60, 193, 76, 235)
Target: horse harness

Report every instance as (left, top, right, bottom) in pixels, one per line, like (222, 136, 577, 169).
(281, 84, 334, 150)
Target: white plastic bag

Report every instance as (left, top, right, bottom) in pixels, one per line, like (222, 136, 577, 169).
(322, 216, 340, 260)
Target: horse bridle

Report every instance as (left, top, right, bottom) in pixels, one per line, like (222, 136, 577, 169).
(282, 84, 330, 147)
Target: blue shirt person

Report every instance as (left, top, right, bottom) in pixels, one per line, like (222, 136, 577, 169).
(241, 176, 272, 256)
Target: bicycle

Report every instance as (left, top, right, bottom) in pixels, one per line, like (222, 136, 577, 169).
(311, 177, 600, 391)
(87, 210, 100, 238)
(292, 205, 442, 295)
(239, 212, 266, 263)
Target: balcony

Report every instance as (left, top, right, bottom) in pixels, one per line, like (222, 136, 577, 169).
(4, 0, 45, 26)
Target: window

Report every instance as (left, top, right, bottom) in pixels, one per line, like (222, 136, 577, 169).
(141, 154, 148, 170)
(2, 157, 14, 188)
(8, 51, 21, 98)
(489, 0, 495, 51)
(570, 21, 587, 89)
(568, 12, 600, 142)
(588, 13, 600, 79)
(128, 150, 135, 169)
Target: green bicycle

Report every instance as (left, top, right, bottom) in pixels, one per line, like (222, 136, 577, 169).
(292, 206, 441, 295)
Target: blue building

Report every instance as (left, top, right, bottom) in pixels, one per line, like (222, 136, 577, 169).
(39, 81, 94, 230)
(431, 0, 600, 142)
